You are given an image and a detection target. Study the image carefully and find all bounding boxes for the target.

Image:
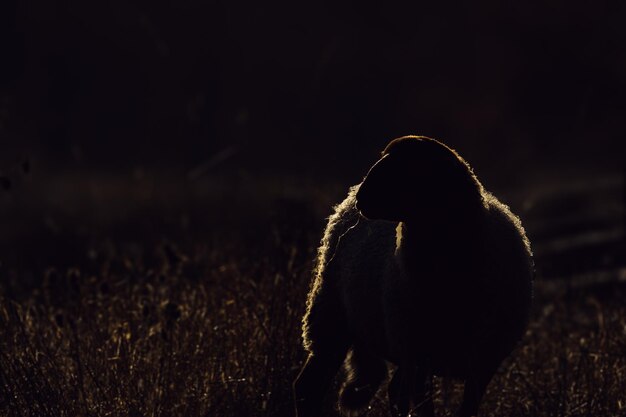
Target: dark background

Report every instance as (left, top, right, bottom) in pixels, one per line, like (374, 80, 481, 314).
(2, 1, 625, 178)
(0, 1, 625, 278)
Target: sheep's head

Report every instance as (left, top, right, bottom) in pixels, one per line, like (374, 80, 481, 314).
(355, 136, 483, 222)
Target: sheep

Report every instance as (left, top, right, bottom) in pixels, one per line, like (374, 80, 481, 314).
(293, 136, 533, 417)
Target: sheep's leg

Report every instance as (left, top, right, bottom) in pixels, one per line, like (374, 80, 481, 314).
(294, 347, 349, 417)
(408, 366, 434, 417)
(409, 373, 434, 417)
(388, 366, 433, 417)
(339, 346, 387, 413)
(294, 297, 350, 417)
(388, 367, 410, 417)
(457, 361, 498, 417)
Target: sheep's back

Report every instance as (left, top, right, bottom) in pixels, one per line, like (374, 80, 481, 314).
(381, 193, 533, 374)
(478, 194, 534, 339)
(420, 193, 533, 375)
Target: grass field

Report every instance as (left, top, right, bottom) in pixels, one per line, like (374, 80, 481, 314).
(1, 174, 625, 417)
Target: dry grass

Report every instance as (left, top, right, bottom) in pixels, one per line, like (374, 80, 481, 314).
(1, 216, 625, 416)
(0, 231, 313, 417)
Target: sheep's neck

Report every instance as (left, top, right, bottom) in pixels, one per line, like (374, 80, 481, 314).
(396, 219, 478, 268)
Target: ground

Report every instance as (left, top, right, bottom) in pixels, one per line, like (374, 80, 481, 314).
(0, 172, 625, 417)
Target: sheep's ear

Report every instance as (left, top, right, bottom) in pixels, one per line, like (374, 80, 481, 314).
(355, 154, 409, 221)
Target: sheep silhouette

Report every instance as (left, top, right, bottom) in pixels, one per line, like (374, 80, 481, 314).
(293, 136, 533, 417)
